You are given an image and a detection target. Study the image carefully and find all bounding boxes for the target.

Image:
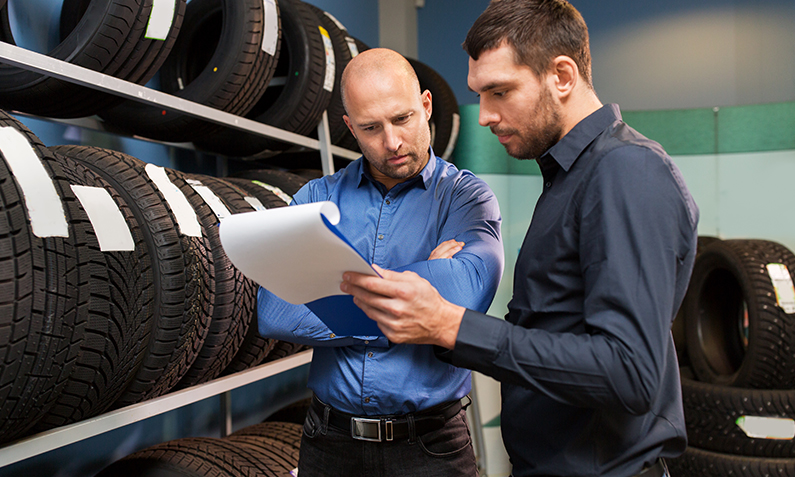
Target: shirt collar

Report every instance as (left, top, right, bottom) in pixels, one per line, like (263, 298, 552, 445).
(543, 103, 621, 172)
(357, 147, 437, 191)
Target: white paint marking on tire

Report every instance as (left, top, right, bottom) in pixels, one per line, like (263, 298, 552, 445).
(71, 185, 135, 251)
(190, 183, 231, 220)
(145, 0, 176, 41)
(262, 0, 279, 56)
(145, 164, 201, 237)
(251, 180, 292, 204)
(767, 263, 795, 314)
(319, 26, 336, 93)
(244, 196, 267, 211)
(736, 415, 795, 439)
(0, 127, 68, 238)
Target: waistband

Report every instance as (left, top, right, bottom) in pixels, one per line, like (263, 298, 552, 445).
(311, 394, 463, 442)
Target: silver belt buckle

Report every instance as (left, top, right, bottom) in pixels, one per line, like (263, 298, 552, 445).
(351, 417, 381, 442)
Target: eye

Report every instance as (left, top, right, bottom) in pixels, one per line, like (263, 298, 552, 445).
(493, 91, 506, 97)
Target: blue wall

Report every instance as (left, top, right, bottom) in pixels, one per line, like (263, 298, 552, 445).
(418, 0, 795, 109)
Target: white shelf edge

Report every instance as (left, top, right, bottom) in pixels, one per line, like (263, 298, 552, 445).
(0, 350, 313, 468)
(0, 42, 361, 160)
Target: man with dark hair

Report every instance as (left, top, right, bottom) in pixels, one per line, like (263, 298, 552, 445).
(341, 1, 698, 476)
(257, 47, 503, 476)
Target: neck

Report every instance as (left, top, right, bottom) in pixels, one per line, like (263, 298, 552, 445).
(559, 87, 603, 140)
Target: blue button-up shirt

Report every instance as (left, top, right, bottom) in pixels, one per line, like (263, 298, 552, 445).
(440, 105, 698, 476)
(257, 149, 504, 415)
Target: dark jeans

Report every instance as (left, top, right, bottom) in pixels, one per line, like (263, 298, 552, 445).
(297, 401, 478, 477)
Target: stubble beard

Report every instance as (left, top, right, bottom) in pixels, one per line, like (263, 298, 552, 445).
(494, 86, 563, 160)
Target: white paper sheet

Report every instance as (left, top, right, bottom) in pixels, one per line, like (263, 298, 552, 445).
(219, 201, 378, 305)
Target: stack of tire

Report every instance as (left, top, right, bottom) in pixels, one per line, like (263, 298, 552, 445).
(0, 110, 311, 444)
(93, 421, 303, 476)
(0, 0, 461, 162)
(669, 237, 795, 475)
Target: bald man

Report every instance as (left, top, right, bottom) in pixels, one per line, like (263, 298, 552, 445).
(256, 48, 504, 476)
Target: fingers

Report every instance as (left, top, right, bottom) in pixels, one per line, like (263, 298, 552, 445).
(428, 239, 465, 260)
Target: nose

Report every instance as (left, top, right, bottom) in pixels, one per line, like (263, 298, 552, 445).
(383, 125, 402, 153)
(478, 100, 499, 127)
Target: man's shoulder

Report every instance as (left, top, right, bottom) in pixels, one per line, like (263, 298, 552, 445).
(296, 158, 365, 201)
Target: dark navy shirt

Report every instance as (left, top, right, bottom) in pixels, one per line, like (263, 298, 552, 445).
(258, 150, 504, 415)
(439, 104, 698, 476)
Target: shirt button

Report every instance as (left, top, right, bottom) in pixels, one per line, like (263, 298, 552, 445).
(545, 182, 551, 188)
(378, 234, 384, 240)
(364, 340, 369, 345)
(367, 352, 374, 358)
(386, 199, 391, 205)
(329, 333, 336, 338)
(364, 397, 371, 403)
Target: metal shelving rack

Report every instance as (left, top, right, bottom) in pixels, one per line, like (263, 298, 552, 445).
(0, 39, 356, 469)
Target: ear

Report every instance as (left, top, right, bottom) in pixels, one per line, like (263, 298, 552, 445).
(548, 55, 578, 100)
(343, 114, 357, 138)
(421, 89, 433, 121)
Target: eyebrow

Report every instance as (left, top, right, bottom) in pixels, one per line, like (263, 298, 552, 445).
(468, 82, 506, 94)
(355, 110, 413, 129)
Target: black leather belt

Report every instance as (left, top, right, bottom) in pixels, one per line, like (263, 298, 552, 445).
(311, 395, 462, 442)
(633, 459, 668, 477)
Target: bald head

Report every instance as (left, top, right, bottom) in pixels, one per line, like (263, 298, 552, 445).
(340, 48, 421, 115)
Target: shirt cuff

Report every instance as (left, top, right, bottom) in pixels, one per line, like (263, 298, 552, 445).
(435, 309, 506, 371)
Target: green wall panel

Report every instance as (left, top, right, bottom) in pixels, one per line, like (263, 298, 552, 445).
(453, 101, 795, 172)
(452, 104, 541, 175)
(622, 108, 716, 156)
(717, 102, 795, 154)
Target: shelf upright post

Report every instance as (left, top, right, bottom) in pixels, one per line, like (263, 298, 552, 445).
(220, 391, 233, 438)
(317, 110, 335, 176)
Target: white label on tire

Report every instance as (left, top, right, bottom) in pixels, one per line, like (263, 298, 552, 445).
(71, 185, 134, 251)
(244, 196, 267, 211)
(345, 36, 359, 57)
(323, 11, 348, 33)
(319, 26, 336, 92)
(145, 164, 201, 237)
(145, 0, 176, 41)
(767, 263, 795, 314)
(189, 183, 231, 220)
(251, 180, 292, 204)
(0, 127, 68, 238)
(262, 0, 279, 56)
(736, 415, 795, 439)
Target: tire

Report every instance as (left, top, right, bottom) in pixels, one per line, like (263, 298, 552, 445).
(0, 0, 186, 118)
(173, 173, 257, 388)
(407, 57, 460, 160)
(334, 36, 370, 152)
(222, 176, 294, 207)
(94, 437, 294, 476)
(216, 178, 286, 375)
(35, 151, 155, 430)
(194, 0, 333, 156)
(228, 168, 308, 200)
(264, 397, 311, 425)
(231, 421, 303, 450)
(99, 0, 281, 142)
(682, 375, 795, 457)
(49, 145, 212, 405)
(667, 446, 795, 476)
(303, 2, 353, 145)
(673, 235, 724, 367)
(262, 340, 305, 363)
(226, 435, 299, 469)
(682, 239, 795, 388)
(0, 113, 87, 442)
